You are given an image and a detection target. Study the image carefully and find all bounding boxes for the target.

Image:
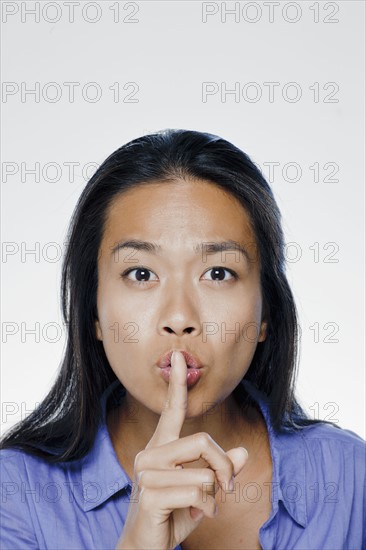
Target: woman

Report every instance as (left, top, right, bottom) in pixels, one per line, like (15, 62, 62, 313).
(1, 129, 365, 550)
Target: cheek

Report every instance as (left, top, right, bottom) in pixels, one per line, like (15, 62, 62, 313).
(209, 290, 263, 380)
(96, 279, 158, 381)
(209, 287, 263, 341)
(97, 302, 140, 385)
(99, 305, 140, 348)
(97, 279, 139, 347)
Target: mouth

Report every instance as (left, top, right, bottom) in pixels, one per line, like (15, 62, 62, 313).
(156, 349, 204, 388)
(156, 349, 204, 370)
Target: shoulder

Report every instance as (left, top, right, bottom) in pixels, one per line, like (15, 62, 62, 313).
(0, 447, 85, 549)
(277, 421, 366, 486)
(0, 447, 28, 476)
(267, 421, 366, 547)
(1, 446, 66, 468)
(295, 422, 366, 481)
(298, 421, 365, 451)
(0, 446, 82, 493)
(0, 445, 82, 475)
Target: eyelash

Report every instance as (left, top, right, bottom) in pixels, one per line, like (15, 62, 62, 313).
(120, 265, 239, 287)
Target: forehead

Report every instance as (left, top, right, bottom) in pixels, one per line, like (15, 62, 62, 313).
(102, 179, 256, 246)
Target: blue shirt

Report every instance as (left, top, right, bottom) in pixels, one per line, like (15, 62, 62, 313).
(1, 379, 365, 550)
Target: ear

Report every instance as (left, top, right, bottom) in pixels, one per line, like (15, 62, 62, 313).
(95, 319, 103, 341)
(258, 320, 267, 342)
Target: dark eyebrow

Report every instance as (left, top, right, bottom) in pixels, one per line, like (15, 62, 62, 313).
(111, 239, 162, 256)
(111, 239, 252, 264)
(198, 240, 251, 263)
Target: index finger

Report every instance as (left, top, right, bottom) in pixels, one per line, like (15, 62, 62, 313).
(146, 350, 188, 449)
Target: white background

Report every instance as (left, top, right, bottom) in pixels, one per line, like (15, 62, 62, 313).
(1, 1, 365, 439)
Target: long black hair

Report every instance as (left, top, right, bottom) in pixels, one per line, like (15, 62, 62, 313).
(0, 129, 340, 463)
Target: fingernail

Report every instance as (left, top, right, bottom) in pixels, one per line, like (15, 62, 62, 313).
(171, 351, 177, 366)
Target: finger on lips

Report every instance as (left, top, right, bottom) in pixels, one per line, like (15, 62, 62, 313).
(141, 351, 235, 493)
(146, 350, 188, 449)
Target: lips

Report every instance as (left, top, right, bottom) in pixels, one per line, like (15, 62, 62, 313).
(156, 350, 204, 370)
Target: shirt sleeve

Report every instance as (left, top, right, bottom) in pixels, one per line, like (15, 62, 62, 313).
(0, 450, 39, 549)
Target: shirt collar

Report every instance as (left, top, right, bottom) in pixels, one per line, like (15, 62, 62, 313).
(80, 378, 308, 527)
(241, 380, 307, 528)
(81, 380, 130, 512)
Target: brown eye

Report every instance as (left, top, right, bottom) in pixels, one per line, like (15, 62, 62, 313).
(202, 267, 238, 282)
(121, 267, 158, 285)
(120, 266, 238, 286)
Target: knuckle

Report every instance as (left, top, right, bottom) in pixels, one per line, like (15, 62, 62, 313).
(202, 469, 215, 485)
(162, 397, 172, 412)
(194, 431, 212, 449)
(136, 470, 147, 487)
(163, 395, 186, 413)
(134, 450, 146, 473)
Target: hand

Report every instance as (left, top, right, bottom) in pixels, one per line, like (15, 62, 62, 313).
(115, 350, 249, 550)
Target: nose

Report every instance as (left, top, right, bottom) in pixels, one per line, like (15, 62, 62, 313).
(157, 284, 202, 338)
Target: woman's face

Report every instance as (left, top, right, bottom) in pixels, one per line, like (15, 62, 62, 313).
(95, 179, 267, 418)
